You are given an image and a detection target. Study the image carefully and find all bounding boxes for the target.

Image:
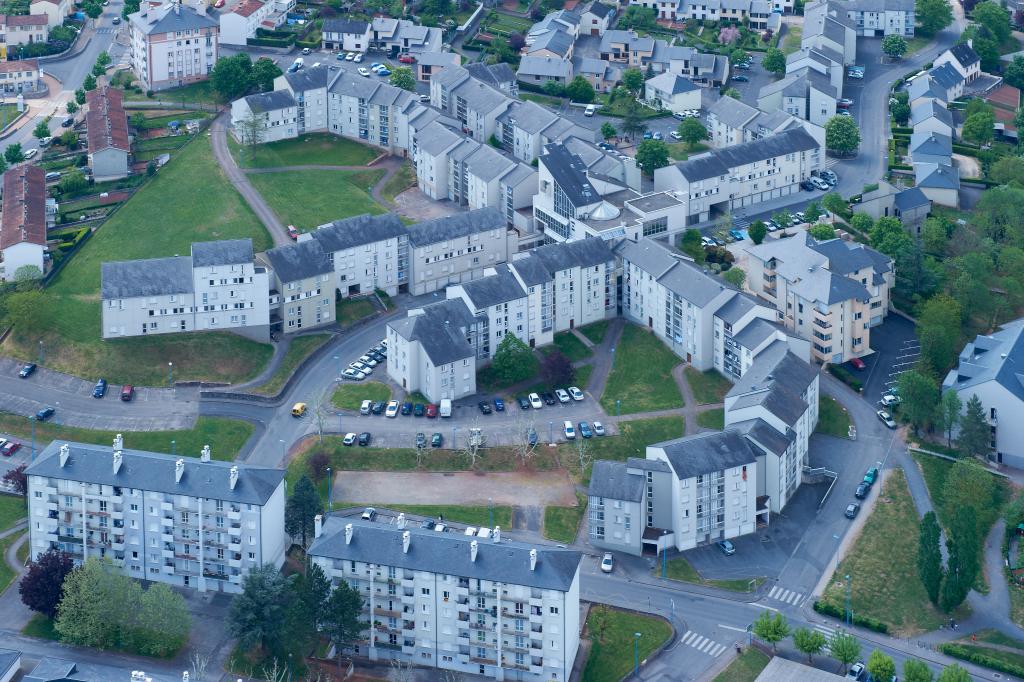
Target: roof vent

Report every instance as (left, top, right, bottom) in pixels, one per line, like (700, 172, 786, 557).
(470, 539, 479, 562)
(314, 514, 323, 539)
(1002, 353, 1008, 359)
(59, 443, 70, 467)
(345, 523, 353, 544)
(175, 458, 185, 483)
(403, 530, 411, 553)
(113, 450, 123, 475)
(200, 445, 211, 463)
(529, 548, 538, 571)
(229, 465, 239, 490)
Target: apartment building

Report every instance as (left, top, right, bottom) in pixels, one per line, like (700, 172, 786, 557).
(406, 207, 512, 296)
(0, 58, 41, 94)
(326, 70, 418, 155)
(29, 0, 72, 27)
(128, 0, 219, 92)
(25, 438, 286, 594)
(744, 233, 893, 364)
(0, 14, 48, 55)
(942, 318, 1024, 468)
(101, 238, 271, 341)
(309, 515, 582, 681)
(304, 212, 408, 297)
(263, 239, 334, 333)
(516, 56, 572, 87)
(842, 0, 914, 36)
(85, 86, 130, 181)
(230, 90, 298, 143)
(218, 0, 292, 46)
(908, 63, 964, 105)
(387, 298, 479, 401)
(759, 67, 838, 127)
(416, 51, 460, 82)
(321, 18, 371, 51)
(713, 292, 810, 380)
(0, 165, 46, 281)
(274, 66, 330, 136)
(653, 128, 823, 224)
(801, 1, 857, 64)
(706, 96, 824, 149)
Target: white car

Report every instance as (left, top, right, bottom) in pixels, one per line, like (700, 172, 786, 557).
(810, 176, 830, 191)
(349, 361, 372, 374)
(670, 131, 682, 140)
(353, 53, 364, 63)
(881, 394, 902, 407)
(568, 386, 584, 401)
(385, 400, 400, 418)
(359, 354, 378, 367)
(342, 432, 357, 446)
(341, 368, 366, 381)
(600, 552, 614, 573)
(529, 392, 544, 409)
(877, 410, 896, 429)
(358, 67, 371, 77)
(345, 52, 356, 61)
(359, 400, 372, 415)
(593, 421, 605, 436)
(563, 420, 576, 440)
(555, 389, 571, 403)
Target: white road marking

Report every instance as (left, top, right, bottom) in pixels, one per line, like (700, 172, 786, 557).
(718, 624, 747, 633)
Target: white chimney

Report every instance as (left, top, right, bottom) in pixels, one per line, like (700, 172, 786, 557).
(470, 539, 478, 562)
(397, 513, 406, 529)
(114, 433, 123, 451)
(200, 445, 211, 462)
(175, 458, 185, 483)
(403, 530, 411, 553)
(314, 514, 323, 538)
(229, 465, 239, 490)
(344, 523, 353, 545)
(183, 673, 191, 682)
(493, 526, 501, 543)
(174, 0, 179, 14)
(113, 450, 123, 474)
(59, 443, 70, 467)
(529, 548, 537, 571)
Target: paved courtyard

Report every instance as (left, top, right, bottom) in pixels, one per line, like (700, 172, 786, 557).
(332, 470, 578, 507)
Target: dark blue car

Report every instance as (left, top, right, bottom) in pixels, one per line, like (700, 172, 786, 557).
(36, 406, 55, 421)
(92, 378, 107, 398)
(494, 398, 505, 412)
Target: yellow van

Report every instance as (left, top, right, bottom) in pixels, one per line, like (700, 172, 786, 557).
(291, 402, 307, 417)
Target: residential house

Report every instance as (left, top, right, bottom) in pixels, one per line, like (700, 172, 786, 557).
(516, 56, 572, 87)
(321, 18, 371, 51)
(262, 239, 335, 333)
(935, 42, 981, 84)
(910, 99, 954, 138)
(0, 165, 46, 281)
(304, 212, 408, 297)
(598, 30, 653, 67)
(219, 0, 275, 46)
(308, 515, 582, 681)
(525, 8, 578, 59)
(415, 51, 459, 82)
(128, 0, 218, 91)
(909, 131, 953, 165)
(368, 17, 442, 55)
(85, 86, 130, 181)
(25, 438, 286, 593)
(0, 14, 48, 56)
(643, 72, 700, 113)
(0, 58, 41, 94)
(908, 63, 964, 105)
(387, 298, 479, 400)
(230, 90, 297, 143)
(577, 57, 620, 93)
(757, 69, 838, 127)
(857, 181, 931, 229)
(29, 0, 72, 27)
(914, 162, 960, 208)
(580, 1, 615, 35)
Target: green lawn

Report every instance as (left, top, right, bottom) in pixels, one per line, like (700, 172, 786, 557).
(331, 381, 392, 410)
(667, 141, 709, 161)
(816, 396, 852, 438)
(6, 136, 274, 386)
(600, 324, 684, 415)
(251, 334, 331, 396)
(337, 298, 377, 328)
(477, 354, 541, 394)
(697, 408, 724, 430)
(781, 25, 802, 55)
(684, 367, 731, 405)
(576, 416, 685, 482)
(0, 494, 25, 533)
(520, 92, 565, 108)
(380, 161, 416, 202)
(820, 469, 946, 635)
(248, 169, 385, 231)
(231, 132, 378, 168)
(713, 648, 771, 682)
(903, 35, 931, 56)
(582, 606, 673, 682)
(343, 503, 512, 529)
(0, 531, 24, 594)
(941, 639, 1024, 676)
(663, 556, 764, 592)
(122, 80, 218, 105)
(22, 613, 59, 640)
(575, 364, 595, 390)
(579, 320, 610, 345)
(546, 331, 592, 362)
(0, 413, 250, 461)
(544, 493, 586, 544)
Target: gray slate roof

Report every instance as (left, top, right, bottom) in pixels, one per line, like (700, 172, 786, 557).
(915, 162, 960, 190)
(283, 64, 330, 93)
(406, 207, 505, 248)
(311, 213, 406, 252)
(727, 342, 817, 427)
(947, 42, 980, 68)
(713, 292, 758, 325)
(894, 186, 930, 211)
(265, 239, 333, 283)
(101, 256, 193, 299)
(128, 2, 216, 35)
(458, 264, 526, 309)
(540, 143, 599, 207)
(517, 55, 572, 79)
(615, 238, 729, 307)
(807, 234, 892, 276)
(732, 317, 780, 350)
(26, 440, 284, 506)
(322, 18, 369, 34)
(244, 90, 295, 114)
(589, 460, 643, 502)
(388, 298, 476, 366)
(191, 238, 254, 267)
(652, 430, 758, 479)
(0, 650, 18, 680)
(733, 418, 794, 457)
(943, 318, 1024, 401)
(911, 99, 953, 128)
(511, 237, 615, 286)
(310, 515, 581, 591)
(930, 62, 964, 90)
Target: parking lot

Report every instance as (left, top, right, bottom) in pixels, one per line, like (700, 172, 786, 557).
(856, 314, 920, 409)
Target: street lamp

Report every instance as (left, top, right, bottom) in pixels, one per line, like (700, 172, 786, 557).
(29, 415, 36, 460)
(633, 632, 642, 675)
(168, 362, 173, 387)
(326, 466, 332, 512)
(334, 354, 341, 378)
(38, 339, 44, 364)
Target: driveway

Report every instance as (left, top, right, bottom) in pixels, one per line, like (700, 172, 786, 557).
(333, 470, 578, 507)
(858, 314, 919, 407)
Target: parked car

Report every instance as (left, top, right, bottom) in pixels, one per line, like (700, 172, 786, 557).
(494, 397, 505, 412)
(584, 104, 596, 116)
(642, 131, 653, 140)
(855, 482, 870, 499)
(478, 401, 493, 415)
(836, 110, 852, 117)
(426, 403, 438, 418)
(845, 502, 861, 519)
(881, 393, 901, 407)
(401, 402, 412, 415)
(358, 354, 378, 367)
(527, 428, 538, 446)
(431, 432, 443, 447)
(1, 441, 20, 457)
(593, 421, 606, 436)
(358, 67, 371, 77)
(361, 506, 377, 520)
(517, 395, 531, 410)
(19, 363, 36, 378)
(849, 357, 866, 370)
(578, 422, 593, 438)
(717, 539, 736, 556)
(350, 361, 372, 374)
(302, 47, 311, 55)
(877, 410, 896, 429)
(670, 131, 683, 141)
(555, 389, 570, 403)
(863, 467, 879, 486)
(353, 53, 364, 63)
(360, 400, 372, 415)
(809, 176, 830, 191)
(341, 368, 366, 380)
(529, 393, 543, 409)
(846, 661, 866, 680)
(36, 406, 55, 421)
(542, 391, 557, 405)
(569, 386, 584, 401)
(120, 385, 134, 401)
(398, 54, 415, 64)
(413, 403, 425, 417)
(292, 402, 307, 417)
(92, 378, 107, 398)
(371, 400, 385, 414)
(61, 116, 74, 127)
(45, 171, 61, 182)
(377, 68, 391, 77)
(563, 420, 576, 440)
(415, 432, 427, 448)
(838, 98, 854, 108)
(601, 552, 614, 573)
(800, 180, 817, 191)
(652, 131, 663, 140)
(342, 432, 357, 446)
(731, 74, 749, 82)
(287, 225, 299, 240)
(385, 400, 399, 418)
(358, 432, 372, 446)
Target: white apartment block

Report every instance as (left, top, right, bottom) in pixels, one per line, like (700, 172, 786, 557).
(219, 0, 272, 45)
(405, 207, 512, 296)
(0, 58, 42, 94)
(744, 233, 893, 364)
(705, 96, 825, 150)
(100, 239, 271, 341)
(304, 213, 408, 298)
(0, 14, 47, 55)
(230, 90, 298, 143)
(262, 239, 335, 334)
(309, 515, 582, 681)
(842, 0, 914, 36)
(387, 298, 480, 401)
(128, 0, 219, 92)
(29, 0, 72, 28)
(321, 18, 371, 51)
(25, 438, 286, 594)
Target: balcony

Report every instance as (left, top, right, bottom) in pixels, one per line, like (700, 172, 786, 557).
(374, 607, 400, 618)
(160, 502, 172, 512)
(763, 286, 777, 298)
(470, 656, 497, 665)
(161, 515, 174, 527)
(469, 622, 492, 631)
(228, 509, 241, 521)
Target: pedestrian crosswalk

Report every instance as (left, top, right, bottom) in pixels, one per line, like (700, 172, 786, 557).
(767, 585, 806, 606)
(825, 157, 840, 169)
(680, 630, 727, 657)
(814, 623, 837, 638)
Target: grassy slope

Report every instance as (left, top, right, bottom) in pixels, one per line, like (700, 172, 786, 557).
(231, 132, 377, 168)
(684, 367, 731, 405)
(697, 408, 725, 430)
(816, 396, 852, 438)
(600, 325, 683, 415)
(544, 493, 587, 544)
(331, 382, 392, 410)
(713, 648, 770, 682)
(251, 334, 331, 396)
(663, 556, 764, 592)
(582, 606, 672, 682)
(579, 320, 609, 344)
(0, 494, 26, 532)
(248, 169, 385, 231)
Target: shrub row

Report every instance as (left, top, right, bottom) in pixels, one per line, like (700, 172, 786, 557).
(247, 36, 294, 47)
(939, 643, 1024, 677)
(827, 364, 862, 392)
(891, 126, 913, 135)
(812, 600, 889, 634)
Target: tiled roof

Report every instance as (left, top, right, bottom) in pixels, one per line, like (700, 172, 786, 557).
(0, 165, 46, 251)
(85, 86, 129, 153)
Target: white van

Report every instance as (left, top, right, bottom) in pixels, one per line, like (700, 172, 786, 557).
(439, 398, 452, 417)
(584, 104, 596, 117)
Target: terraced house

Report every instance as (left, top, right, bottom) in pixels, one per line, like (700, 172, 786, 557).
(85, 86, 130, 181)
(0, 165, 48, 281)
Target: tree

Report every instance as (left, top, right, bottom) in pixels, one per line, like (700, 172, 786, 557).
(677, 118, 707, 149)
(804, 201, 822, 223)
(918, 511, 944, 605)
(772, 209, 792, 228)
(730, 48, 749, 64)
(867, 651, 897, 682)
(251, 57, 283, 92)
(822, 192, 847, 218)
(303, 561, 331, 631)
(13, 264, 42, 282)
(917, 0, 953, 35)
(635, 139, 669, 176)
(793, 627, 827, 662)
(389, 66, 415, 91)
(751, 611, 790, 651)
(490, 334, 535, 385)
(972, 1, 1011, 43)
(749, 220, 767, 245)
(91, 62, 105, 77)
(66, 101, 78, 114)
(990, 155, 1024, 186)
(4, 143, 24, 164)
(939, 390, 962, 447)
(322, 580, 363, 671)
(1006, 55, 1024, 89)
(828, 630, 861, 672)
(83, 74, 97, 92)
(600, 122, 617, 140)
(285, 475, 323, 548)
(19, 549, 73, 619)
(809, 224, 836, 240)
(724, 267, 746, 288)
(211, 54, 253, 103)
(622, 68, 644, 94)
(825, 115, 860, 155)
(890, 98, 911, 126)
(236, 111, 267, 154)
(903, 659, 935, 682)
(136, 582, 191, 656)
(724, 88, 742, 99)
(618, 5, 657, 30)
(719, 25, 740, 44)
(83, 0, 102, 18)
(962, 111, 994, 145)
(896, 370, 939, 435)
(940, 506, 979, 611)
(509, 33, 526, 52)
(566, 76, 595, 103)
(762, 47, 786, 75)
(937, 664, 971, 682)
(543, 80, 566, 97)
(620, 101, 646, 140)
(882, 34, 908, 59)
(918, 294, 962, 374)
(680, 229, 705, 263)
(228, 564, 295, 656)
(2, 464, 26, 495)
(56, 557, 143, 649)
(6, 290, 52, 334)
(74, 88, 86, 105)
(540, 349, 575, 387)
(59, 170, 87, 194)
(32, 120, 50, 140)
(957, 394, 990, 458)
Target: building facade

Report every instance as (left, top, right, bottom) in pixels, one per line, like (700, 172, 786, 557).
(85, 86, 130, 181)
(128, 0, 219, 92)
(0, 165, 47, 281)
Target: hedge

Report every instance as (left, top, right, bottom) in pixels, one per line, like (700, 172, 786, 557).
(939, 643, 1024, 677)
(889, 163, 913, 171)
(248, 36, 294, 47)
(952, 144, 980, 157)
(891, 126, 913, 135)
(827, 364, 862, 392)
(812, 600, 889, 634)
(296, 38, 320, 49)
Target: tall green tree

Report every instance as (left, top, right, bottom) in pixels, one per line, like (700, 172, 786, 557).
(957, 394, 991, 458)
(943, 459, 1000, 534)
(903, 659, 935, 682)
(917, 0, 953, 35)
(938, 390, 962, 447)
(566, 76, 595, 103)
(322, 580, 364, 671)
(635, 139, 669, 176)
(490, 334, 535, 385)
(896, 370, 939, 435)
(227, 564, 295, 656)
(724, 267, 746, 288)
(882, 34, 908, 58)
(56, 558, 142, 648)
(822, 192, 847, 218)
(600, 122, 617, 140)
(867, 650, 897, 682)
(793, 627, 827, 662)
(749, 220, 767, 245)
(918, 511, 944, 605)
(32, 120, 50, 140)
(937, 664, 971, 682)
(285, 475, 324, 548)
(825, 115, 861, 155)
(83, 74, 97, 92)
(4, 143, 24, 164)
(972, 1, 1011, 43)
(751, 611, 790, 652)
(804, 201, 822, 223)
(762, 47, 786, 75)
(134, 583, 191, 656)
(251, 57, 283, 92)
(389, 66, 416, 91)
(677, 118, 707, 149)
(918, 294, 962, 374)
(211, 54, 253, 103)
(680, 229, 705, 263)
(622, 68, 644, 94)
(809, 224, 836, 240)
(962, 111, 994, 145)
(6, 289, 53, 335)
(940, 506, 979, 611)
(828, 630, 861, 672)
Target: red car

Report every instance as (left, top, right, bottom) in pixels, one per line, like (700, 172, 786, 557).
(1, 441, 21, 457)
(398, 54, 416, 64)
(849, 357, 866, 370)
(287, 225, 299, 240)
(425, 403, 438, 418)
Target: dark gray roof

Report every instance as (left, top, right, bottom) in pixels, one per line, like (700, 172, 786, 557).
(310, 516, 581, 591)
(727, 342, 817, 427)
(670, 152, 729, 182)
(517, 55, 572, 78)
(626, 456, 670, 472)
(733, 418, 794, 456)
(821, 271, 871, 304)
(527, 28, 574, 57)
(530, 237, 615, 272)
(129, 2, 216, 35)
(388, 299, 477, 366)
(713, 293, 757, 325)
(653, 430, 758, 479)
(191, 238, 254, 267)
(616, 238, 730, 306)
(541, 143, 600, 206)
(908, 75, 947, 102)
(711, 128, 819, 170)
(465, 62, 516, 89)
(101, 256, 193, 299)
(26, 440, 285, 506)
(406, 207, 505, 248)
(588, 460, 643, 502)
(911, 99, 953, 128)
(265, 239, 333, 283)
(808, 235, 892, 276)
(930, 62, 964, 90)
(948, 43, 980, 68)
(244, 90, 295, 114)
(942, 319, 1024, 401)
(894, 186, 930, 211)
(458, 264, 526, 309)
(915, 162, 960, 190)
(284, 65, 330, 92)
(311, 213, 406, 252)
(322, 18, 369, 34)
(586, 1, 614, 18)
(0, 649, 18, 679)
(732, 318, 780, 350)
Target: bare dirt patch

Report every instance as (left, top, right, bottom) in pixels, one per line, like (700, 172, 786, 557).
(334, 470, 578, 507)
